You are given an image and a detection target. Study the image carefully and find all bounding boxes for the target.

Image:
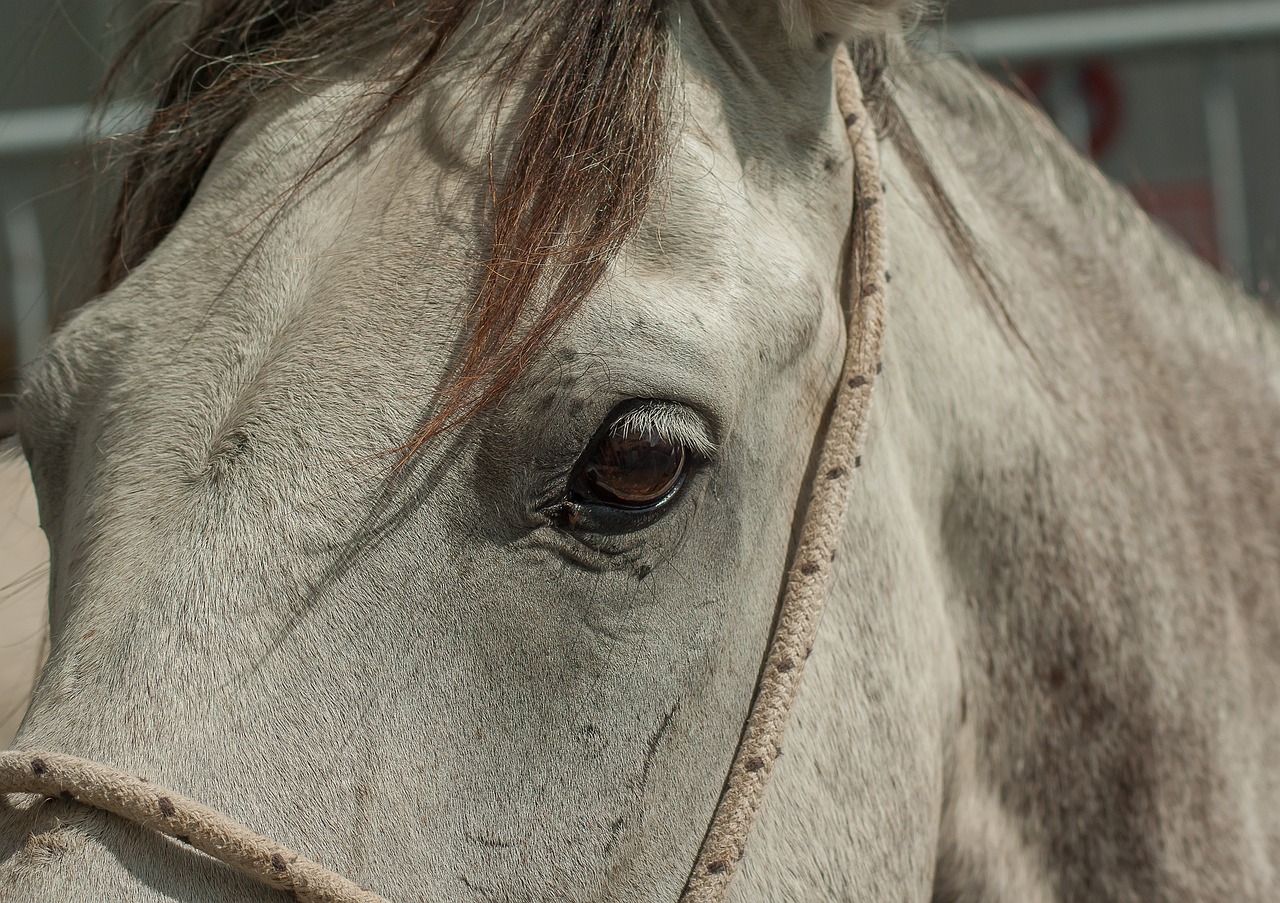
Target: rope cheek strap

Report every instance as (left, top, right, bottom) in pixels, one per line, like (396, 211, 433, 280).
(0, 45, 887, 903)
(677, 44, 888, 901)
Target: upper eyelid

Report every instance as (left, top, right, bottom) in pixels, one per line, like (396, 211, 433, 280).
(607, 401, 717, 459)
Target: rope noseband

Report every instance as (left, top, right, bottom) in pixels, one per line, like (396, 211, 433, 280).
(0, 46, 887, 903)
(0, 752, 386, 903)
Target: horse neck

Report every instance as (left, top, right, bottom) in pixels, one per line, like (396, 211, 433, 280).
(907, 55, 1280, 377)
(802, 54, 1280, 900)
(878, 53, 1280, 482)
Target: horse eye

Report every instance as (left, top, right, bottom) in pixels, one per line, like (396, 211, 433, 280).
(571, 426, 688, 510)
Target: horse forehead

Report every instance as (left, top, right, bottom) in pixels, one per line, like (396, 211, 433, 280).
(278, 78, 845, 384)
(62, 51, 848, 398)
(584, 137, 845, 372)
(582, 228, 834, 386)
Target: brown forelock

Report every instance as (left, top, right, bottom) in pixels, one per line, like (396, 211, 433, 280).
(97, 0, 670, 452)
(404, 0, 670, 455)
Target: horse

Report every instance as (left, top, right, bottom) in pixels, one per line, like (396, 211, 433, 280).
(2, 0, 1279, 899)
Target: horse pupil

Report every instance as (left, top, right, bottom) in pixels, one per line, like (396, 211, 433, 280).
(582, 432, 685, 507)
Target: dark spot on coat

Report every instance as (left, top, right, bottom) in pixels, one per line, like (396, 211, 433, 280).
(1047, 665, 1066, 689)
(640, 704, 678, 790)
(157, 796, 176, 818)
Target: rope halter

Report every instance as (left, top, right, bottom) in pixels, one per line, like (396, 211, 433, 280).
(0, 44, 888, 903)
(678, 43, 888, 901)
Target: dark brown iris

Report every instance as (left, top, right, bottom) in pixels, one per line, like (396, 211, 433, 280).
(573, 430, 687, 509)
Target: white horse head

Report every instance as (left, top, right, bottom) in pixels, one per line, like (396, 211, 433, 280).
(5, 0, 1280, 900)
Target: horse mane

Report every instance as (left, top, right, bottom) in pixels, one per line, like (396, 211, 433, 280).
(98, 1, 961, 451)
(904, 53, 1280, 359)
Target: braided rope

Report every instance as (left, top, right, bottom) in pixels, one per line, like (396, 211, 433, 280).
(0, 45, 885, 903)
(677, 45, 887, 901)
(0, 750, 389, 902)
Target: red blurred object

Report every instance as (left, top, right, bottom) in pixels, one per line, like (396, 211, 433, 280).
(1018, 61, 1124, 159)
(1133, 180, 1220, 268)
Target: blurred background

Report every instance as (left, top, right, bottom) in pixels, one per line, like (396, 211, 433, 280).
(3, 0, 1280, 438)
(1, 0, 1280, 740)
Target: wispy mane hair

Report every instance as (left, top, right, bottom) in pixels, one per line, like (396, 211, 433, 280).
(100, 0, 670, 451)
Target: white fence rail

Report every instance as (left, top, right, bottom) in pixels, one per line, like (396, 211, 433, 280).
(0, 101, 146, 159)
(945, 0, 1280, 63)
